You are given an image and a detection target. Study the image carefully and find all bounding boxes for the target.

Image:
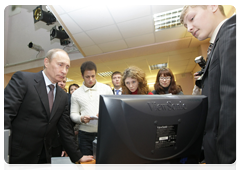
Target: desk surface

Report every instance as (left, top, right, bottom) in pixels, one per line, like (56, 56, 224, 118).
(51, 157, 95, 164)
(81, 160, 96, 170)
(9, 160, 206, 170)
(81, 160, 206, 170)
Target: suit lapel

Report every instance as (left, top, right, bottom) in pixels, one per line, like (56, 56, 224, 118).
(34, 71, 51, 118)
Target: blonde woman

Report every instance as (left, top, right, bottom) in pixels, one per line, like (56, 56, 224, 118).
(121, 66, 153, 95)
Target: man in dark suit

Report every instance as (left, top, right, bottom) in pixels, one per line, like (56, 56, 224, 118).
(111, 71, 122, 95)
(180, 6, 236, 163)
(4, 48, 93, 164)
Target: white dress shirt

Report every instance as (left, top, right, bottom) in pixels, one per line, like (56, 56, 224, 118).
(210, 18, 228, 44)
(42, 71, 56, 101)
(114, 87, 122, 95)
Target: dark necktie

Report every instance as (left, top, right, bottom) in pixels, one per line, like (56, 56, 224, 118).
(116, 90, 120, 95)
(48, 84, 54, 112)
(206, 43, 214, 61)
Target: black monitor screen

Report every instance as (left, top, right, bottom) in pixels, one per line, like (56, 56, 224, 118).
(96, 95, 208, 164)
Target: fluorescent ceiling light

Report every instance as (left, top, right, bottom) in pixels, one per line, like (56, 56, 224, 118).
(153, 8, 183, 32)
(98, 71, 113, 77)
(66, 78, 74, 82)
(149, 63, 168, 70)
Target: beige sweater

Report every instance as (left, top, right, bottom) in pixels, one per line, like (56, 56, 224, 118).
(70, 81, 113, 132)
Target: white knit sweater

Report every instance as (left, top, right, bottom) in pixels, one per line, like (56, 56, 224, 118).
(70, 81, 113, 132)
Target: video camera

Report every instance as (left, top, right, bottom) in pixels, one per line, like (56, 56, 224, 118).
(194, 56, 206, 88)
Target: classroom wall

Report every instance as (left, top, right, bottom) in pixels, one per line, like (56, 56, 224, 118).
(175, 43, 208, 95)
(175, 72, 193, 95)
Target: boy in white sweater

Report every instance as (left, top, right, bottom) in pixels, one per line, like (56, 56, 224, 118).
(70, 61, 113, 155)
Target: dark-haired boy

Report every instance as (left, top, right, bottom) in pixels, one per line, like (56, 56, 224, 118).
(70, 61, 113, 155)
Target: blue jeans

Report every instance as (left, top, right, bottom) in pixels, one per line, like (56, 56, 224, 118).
(78, 130, 97, 155)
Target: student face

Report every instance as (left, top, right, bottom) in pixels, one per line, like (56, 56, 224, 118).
(183, 6, 218, 41)
(125, 77, 139, 93)
(70, 85, 79, 94)
(82, 70, 96, 88)
(58, 77, 67, 90)
(159, 74, 171, 88)
(112, 74, 122, 88)
(44, 51, 70, 84)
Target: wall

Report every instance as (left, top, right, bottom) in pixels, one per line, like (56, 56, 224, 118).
(174, 43, 209, 95)
(175, 72, 193, 95)
(4, 75, 12, 88)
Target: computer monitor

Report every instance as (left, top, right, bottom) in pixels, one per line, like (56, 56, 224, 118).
(96, 95, 208, 164)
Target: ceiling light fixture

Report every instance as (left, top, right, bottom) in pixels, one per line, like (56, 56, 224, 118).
(66, 78, 74, 82)
(149, 63, 168, 70)
(33, 5, 56, 25)
(50, 26, 71, 46)
(98, 71, 113, 78)
(60, 39, 71, 46)
(153, 8, 183, 32)
(50, 26, 69, 40)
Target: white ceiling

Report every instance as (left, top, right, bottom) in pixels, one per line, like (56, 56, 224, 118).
(4, 5, 236, 89)
(50, 5, 190, 56)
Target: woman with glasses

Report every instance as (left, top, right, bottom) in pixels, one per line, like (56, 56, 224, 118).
(121, 66, 153, 95)
(152, 67, 183, 95)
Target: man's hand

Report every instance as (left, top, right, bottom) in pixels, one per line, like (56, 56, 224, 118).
(81, 116, 93, 123)
(193, 72, 201, 80)
(79, 155, 94, 163)
(81, 116, 94, 123)
(61, 151, 68, 157)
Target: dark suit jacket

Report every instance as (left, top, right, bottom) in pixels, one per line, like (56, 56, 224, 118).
(201, 15, 236, 164)
(4, 71, 82, 164)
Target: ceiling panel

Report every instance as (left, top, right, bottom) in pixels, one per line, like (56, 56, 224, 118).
(58, 5, 86, 13)
(117, 16, 154, 39)
(168, 54, 191, 62)
(52, 5, 66, 15)
(98, 40, 128, 53)
(86, 25, 123, 44)
(125, 33, 155, 48)
(73, 32, 95, 47)
(60, 14, 83, 34)
(68, 6, 115, 31)
(170, 59, 189, 67)
(108, 5, 152, 23)
(81, 45, 103, 56)
(155, 26, 187, 43)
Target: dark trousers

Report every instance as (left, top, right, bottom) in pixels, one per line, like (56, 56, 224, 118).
(38, 145, 48, 164)
(78, 130, 97, 155)
(51, 145, 62, 157)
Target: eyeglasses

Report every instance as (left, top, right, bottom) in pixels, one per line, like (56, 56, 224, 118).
(159, 77, 171, 81)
